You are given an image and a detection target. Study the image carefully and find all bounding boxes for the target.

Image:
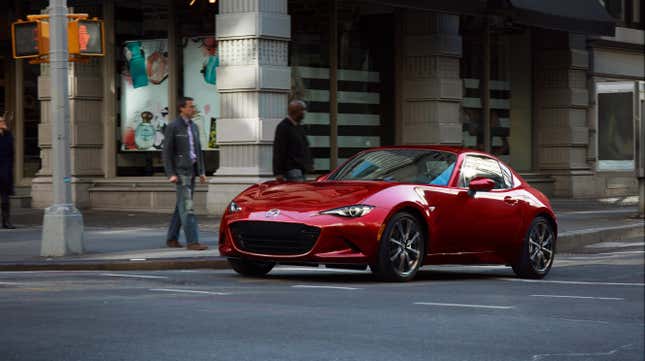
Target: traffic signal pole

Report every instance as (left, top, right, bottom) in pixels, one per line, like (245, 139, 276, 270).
(41, 0, 84, 256)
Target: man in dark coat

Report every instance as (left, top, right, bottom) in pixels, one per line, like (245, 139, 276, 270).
(0, 116, 15, 229)
(162, 97, 208, 250)
(273, 100, 313, 181)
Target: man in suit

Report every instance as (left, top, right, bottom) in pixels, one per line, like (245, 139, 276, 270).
(0, 115, 15, 229)
(163, 97, 208, 250)
(273, 100, 313, 181)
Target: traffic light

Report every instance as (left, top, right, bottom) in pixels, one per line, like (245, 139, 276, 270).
(11, 20, 49, 59)
(11, 15, 104, 61)
(68, 19, 104, 56)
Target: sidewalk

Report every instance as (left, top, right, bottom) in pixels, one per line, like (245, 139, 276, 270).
(0, 198, 642, 271)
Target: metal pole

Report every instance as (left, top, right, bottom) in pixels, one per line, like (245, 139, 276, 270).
(41, 0, 84, 256)
(638, 83, 644, 218)
(482, 17, 491, 153)
(329, 0, 338, 170)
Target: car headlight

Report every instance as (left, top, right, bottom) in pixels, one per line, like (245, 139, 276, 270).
(228, 201, 242, 213)
(320, 205, 374, 217)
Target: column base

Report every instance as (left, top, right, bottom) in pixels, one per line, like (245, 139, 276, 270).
(31, 177, 93, 209)
(41, 204, 85, 257)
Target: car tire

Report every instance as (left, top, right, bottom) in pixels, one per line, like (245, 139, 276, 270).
(371, 211, 425, 282)
(512, 216, 556, 279)
(228, 258, 276, 277)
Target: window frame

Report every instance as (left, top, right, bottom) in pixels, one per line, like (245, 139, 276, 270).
(457, 153, 511, 190)
(595, 81, 637, 172)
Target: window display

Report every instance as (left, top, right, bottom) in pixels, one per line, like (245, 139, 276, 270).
(120, 39, 169, 152)
(182, 36, 219, 150)
(597, 82, 635, 171)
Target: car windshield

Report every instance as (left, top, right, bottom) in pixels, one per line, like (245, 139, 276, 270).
(329, 149, 457, 185)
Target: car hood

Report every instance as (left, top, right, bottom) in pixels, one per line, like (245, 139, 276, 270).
(235, 181, 394, 212)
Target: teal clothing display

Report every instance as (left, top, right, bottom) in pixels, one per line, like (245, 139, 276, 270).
(204, 55, 219, 85)
(126, 41, 148, 88)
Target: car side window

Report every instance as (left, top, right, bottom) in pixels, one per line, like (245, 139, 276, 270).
(498, 162, 514, 189)
(458, 155, 507, 189)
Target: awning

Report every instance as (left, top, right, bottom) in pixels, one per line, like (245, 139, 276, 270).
(359, 0, 616, 36)
(507, 0, 616, 36)
(358, 0, 488, 16)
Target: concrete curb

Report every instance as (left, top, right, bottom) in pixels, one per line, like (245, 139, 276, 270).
(0, 256, 230, 272)
(557, 223, 644, 253)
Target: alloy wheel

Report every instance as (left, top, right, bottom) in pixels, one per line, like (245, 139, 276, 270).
(387, 216, 422, 278)
(527, 220, 554, 273)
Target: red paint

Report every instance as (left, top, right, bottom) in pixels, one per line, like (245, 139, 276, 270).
(219, 146, 557, 267)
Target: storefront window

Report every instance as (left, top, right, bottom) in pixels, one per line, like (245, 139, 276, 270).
(178, 1, 220, 175)
(336, 1, 395, 167)
(290, 0, 331, 172)
(22, 63, 40, 178)
(115, 0, 169, 176)
(461, 16, 515, 165)
(289, 0, 395, 173)
(115, 0, 219, 177)
(597, 82, 635, 171)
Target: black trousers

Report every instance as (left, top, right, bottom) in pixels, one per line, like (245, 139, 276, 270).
(0, 190, 9, 208)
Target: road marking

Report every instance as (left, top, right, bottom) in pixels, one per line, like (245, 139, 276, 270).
(292, 285, 361, 290)
(149, 288, 231, 296)
(497, 278, 645, 287)
(129, 258, 147, 261)
(531, 344, 633, 361)
(586, 241, 645, 249)
(0, 281, 21, 286)
(557, 318, 611, 325)
(414, 302, 514, 310)
(530, 294, 624, 301)
(100, 273, 169, 280)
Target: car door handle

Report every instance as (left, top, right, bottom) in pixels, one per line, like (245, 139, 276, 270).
(504, 196, 519, 206)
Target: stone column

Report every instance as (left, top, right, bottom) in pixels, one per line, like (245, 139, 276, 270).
(533, 30, 593, 197)
(399, 12, 462, 145)
(31, 60, 104, 209)
(207, 0, 290, 216)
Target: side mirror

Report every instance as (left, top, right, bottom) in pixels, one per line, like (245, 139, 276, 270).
(468, 177, 495, 193)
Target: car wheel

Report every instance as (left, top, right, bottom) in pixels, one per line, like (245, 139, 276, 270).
(512, 216, 555, 279)
(371, 211, 425, 282)
(228, 258, 275, 277)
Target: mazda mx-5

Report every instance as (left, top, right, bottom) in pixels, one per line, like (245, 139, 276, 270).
(219, 146, 557, 282)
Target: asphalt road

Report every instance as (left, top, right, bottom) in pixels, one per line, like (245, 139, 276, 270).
(0, 240, 643, 361)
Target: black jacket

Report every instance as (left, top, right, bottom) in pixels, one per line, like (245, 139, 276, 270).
(273, 118, 313, 176)
(0, 130, 14, 195)
(162, 117, 206, 177)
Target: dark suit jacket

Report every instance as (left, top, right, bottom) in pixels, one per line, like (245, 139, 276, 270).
(162, 117, 206, 177)
(0, 131, 14, 195)
(273, 118, 313, 176)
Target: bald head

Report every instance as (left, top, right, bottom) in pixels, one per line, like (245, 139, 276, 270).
(288, 100, 307, 123)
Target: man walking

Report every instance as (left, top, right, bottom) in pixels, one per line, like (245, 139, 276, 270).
(0, 115, 15, 229)
(163, 97, 208, 250)
(273, 100, 313, 181)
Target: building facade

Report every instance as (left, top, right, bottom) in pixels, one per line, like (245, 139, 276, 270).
(1, 0, 643, 216)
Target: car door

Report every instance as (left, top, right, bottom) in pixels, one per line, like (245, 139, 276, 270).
(449, 154, 523, 253)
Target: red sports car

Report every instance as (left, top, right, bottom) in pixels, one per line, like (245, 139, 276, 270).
(219, 146, 557, 282)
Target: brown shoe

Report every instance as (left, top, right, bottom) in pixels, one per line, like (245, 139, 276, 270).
(166, 239, 183, 248)
(186, 243, 208, 251)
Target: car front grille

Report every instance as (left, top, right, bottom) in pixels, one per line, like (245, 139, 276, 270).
(229, 221, 321, 255)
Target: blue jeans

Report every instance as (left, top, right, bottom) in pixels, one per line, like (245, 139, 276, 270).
(166, 174, 200, 244)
